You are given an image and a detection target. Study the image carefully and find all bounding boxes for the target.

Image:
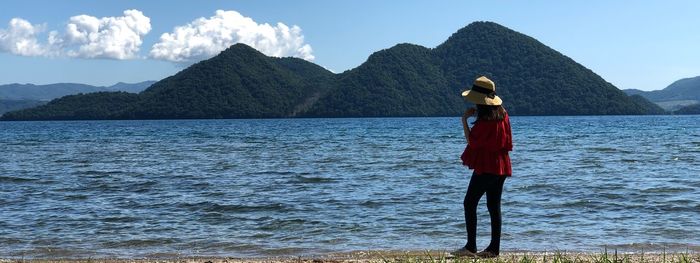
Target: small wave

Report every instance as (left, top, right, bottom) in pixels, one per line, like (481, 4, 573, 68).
(542, 213, 566, 219)
(529, 148, 557, 152)
(359, 200, 384, 208)
(102, 238, 180, 248)
(513, 183, 558, 191)
(6, 141, 43, 146)
(656, 204, 700, 213)
(79, 170, 125, 177)
(180, 201, 293, 213)
(0, 237, 24, 245)
(520, 229, 546, 235)
(250, 232, 274, 238)
(85, 183, 122, 192)
(290, 176, 337, 184)
(256, 218, 315, 231)
(129, 180, 158, 193)
(321, 237, 351, 244)
(247, 170, 297, 176)
(187, 131, 215, 138)
(209, 203, 292, 213)
(559, 199, 597, 208)
(587, 147, 621, 153)
(101, 216, 142, 223)
(640, 187, 694, 194)
(0, 175, 38, 183)
(63, 194, 89, 201)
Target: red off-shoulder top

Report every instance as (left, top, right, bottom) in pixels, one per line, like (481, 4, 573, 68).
(460, 113, 513, 176)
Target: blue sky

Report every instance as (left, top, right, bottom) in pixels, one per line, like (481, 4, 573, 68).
(1, 0, 698, 91)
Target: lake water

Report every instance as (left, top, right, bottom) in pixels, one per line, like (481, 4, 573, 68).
(1, 116, 699, 258)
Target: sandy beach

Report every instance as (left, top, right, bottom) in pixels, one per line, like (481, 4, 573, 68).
(2, 250, 700, 263)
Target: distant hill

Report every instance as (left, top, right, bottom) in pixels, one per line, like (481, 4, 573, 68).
(623, 76, 700, 111)
(675, 103, 700, 114)
(0, 83, 104, 101)
(0, 81, 156, 101)
(2, 22, 663, 121)
(0, 81, 155, 115)
(0, 99, 46, 115)
(1, 92, 140, 120)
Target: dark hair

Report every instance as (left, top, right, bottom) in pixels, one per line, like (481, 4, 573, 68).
(476, 104, 507, 121)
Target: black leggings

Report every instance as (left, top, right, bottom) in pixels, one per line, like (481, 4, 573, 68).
(463, 172, 506, 253)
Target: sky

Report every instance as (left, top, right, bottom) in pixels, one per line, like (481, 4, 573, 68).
(1, 1, 699, 91)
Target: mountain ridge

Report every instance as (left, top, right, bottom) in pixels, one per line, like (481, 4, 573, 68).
(2, 21, 664, 120)
(0, 81, 156, 101)
(0, 81, 156, 115)
(623, 76, 700, 111)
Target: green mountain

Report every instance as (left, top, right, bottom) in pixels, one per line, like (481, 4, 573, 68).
(623, 76, 700, 111)
(2, 21, 663, 121)
(305, 43, 455, 117)
(130, 44, 334, 119)
(435, 22, 667, 115)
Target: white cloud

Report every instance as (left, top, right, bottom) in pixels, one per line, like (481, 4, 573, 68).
(0, 18, 47, 56)
(0, 9, 151, 60)
(150, 10, 314, 63)
(60, 9, 151, 59)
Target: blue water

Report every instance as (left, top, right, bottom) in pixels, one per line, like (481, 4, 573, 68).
(1, 116, 699, 258)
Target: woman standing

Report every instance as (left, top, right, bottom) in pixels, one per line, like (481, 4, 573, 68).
(451, 76, 512, 258)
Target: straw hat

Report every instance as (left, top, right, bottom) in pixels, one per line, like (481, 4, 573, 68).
(461, 76, 502, 106)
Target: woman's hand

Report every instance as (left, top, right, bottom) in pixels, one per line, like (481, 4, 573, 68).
(462, 108, 476, 120)
(461, 108, 474, 143)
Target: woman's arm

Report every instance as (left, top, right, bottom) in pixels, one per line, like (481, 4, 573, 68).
(462, 108, 475, 143)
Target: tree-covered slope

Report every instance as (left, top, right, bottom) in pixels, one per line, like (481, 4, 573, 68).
(1, 92, 139, 120)
(626, 95, 667, 115)
(674, 103, 700, 114)
(305, 44, 456, 117)
(0, 99, 46, 115)
(433, 21, 661, 115)
(130, 44, 334, 119)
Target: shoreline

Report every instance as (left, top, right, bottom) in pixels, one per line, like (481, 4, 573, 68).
(3, 250, 700, 263)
